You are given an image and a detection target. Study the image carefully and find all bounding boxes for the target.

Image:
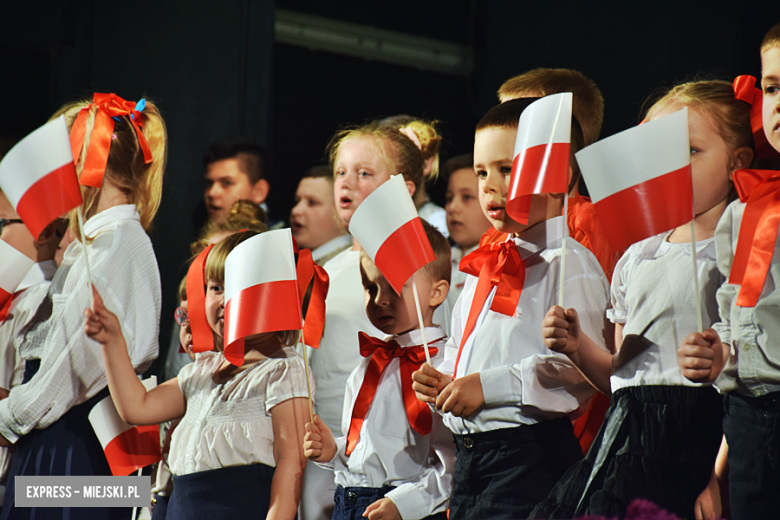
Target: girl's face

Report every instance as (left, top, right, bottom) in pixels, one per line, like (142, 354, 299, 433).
(333, 137, 395, 227)
(205, 278, 225, 337)
(649, 106, 734, 216)
(446, 167, 492, 250)
(178, 300, 195, 360)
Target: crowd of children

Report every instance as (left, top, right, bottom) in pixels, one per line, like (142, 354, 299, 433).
(0, 19, 777, 520)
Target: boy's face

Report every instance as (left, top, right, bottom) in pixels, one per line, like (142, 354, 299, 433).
(360, 255, 433, 336)
(0, 191, 35, 260)
(291, 177, 343, 250)
(446, 167, 492, 250)
(204, 158, 266, 222)
(761, 46, 780, 152)
(178, 300, 195, 360)
(473, 127, 559, 235)
(204, 278, 225, 338)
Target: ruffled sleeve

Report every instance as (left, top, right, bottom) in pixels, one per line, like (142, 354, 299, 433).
(264, 353, 313, 415)
(606, 245, 633, 324)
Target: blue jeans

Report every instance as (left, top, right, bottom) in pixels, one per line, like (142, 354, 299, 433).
(724, 391, 780, 520)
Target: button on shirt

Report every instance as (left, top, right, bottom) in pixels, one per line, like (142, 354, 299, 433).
(713, 200, 780, 396)
(328, 327, 455, 520)
(438, 216, 610, 434)
(0, 205, 161, 442)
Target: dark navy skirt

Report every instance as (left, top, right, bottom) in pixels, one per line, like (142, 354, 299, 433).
(166, 464, 274, 520)
(530, 385, 724, 520)
(1, 360, 131, 520)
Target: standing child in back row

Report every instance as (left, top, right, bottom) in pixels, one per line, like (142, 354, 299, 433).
(412, 99, 610, 520)
(679, 22, 780, 520)
(304, 220, 455, 520)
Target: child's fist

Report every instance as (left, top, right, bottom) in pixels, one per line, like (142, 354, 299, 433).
(436, 373, 484, 418)
(678, 329, 728, 383)
(411, 363, 451, 404)
(83, 285, 122, 348)
(302, 414, 337, 462)
(363, 497, 402, 520)
(542, 305, 583, 355)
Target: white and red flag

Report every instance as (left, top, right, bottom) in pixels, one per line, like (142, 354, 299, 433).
(0, 116, 83, 240)
(224, 229, 302, 366)
(507, 93, 572, 224)
(88, 377, 161, 477)
(0, 241, 35, 318)
(575, 107, 693, 252)
(349, 174, 435, 294)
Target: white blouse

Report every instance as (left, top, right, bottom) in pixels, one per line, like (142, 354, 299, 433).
(608, 232, 722, 391)
(168, 348, 313, 475)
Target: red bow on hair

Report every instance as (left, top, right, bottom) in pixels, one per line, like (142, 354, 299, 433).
(294, 247, 330, 349)
(733, 76, 780, 160)
(345, 332, 438, 455)
(69, 93, 153, 188)
(187, 244, 216, 353)
(728, 169, 780, 307)
(454, 240, 525, 376)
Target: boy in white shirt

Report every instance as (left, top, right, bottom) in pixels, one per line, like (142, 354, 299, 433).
(303, 220, 455, 520)
(412, 99, 610, 520)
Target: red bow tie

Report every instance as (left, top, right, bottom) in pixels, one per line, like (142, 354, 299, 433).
(454, 240, 525, 376)
(345, 332, 438, 456)
(0, 292, 20, 323)
(729, 169, 780, 307)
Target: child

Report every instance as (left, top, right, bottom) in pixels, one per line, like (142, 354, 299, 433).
(85, 230, 311, 520)
(290, 165, 351, 265)
(679, 22, 780, 520)
(301, 120, 452, 520)
(303, 220, 455, 520)
(533, 79, 755, 520)
(0, 94, 166, 520)
(412, 99, 610, 520)
(442, 154, 491, 303)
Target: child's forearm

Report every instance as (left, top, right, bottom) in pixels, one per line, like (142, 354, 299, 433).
(567, 332, 613, 395)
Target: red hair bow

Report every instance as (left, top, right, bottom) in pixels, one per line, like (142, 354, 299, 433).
(294, 245, 330, 349)
(69, 93, 153, 188)
(733, 76, 780, 160)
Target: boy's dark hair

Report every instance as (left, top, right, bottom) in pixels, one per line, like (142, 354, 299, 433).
(441, 154, 474, 180)
(476, 99, 585, 193)
(203, 138, 268, 184)
(301, 164, 333, 180)
(420, 219, 451, 286)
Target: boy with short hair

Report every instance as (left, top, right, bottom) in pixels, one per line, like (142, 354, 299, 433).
(303, 220, 455, 520)
(678, 21, 780, 520)
(412, 99, 610, 520)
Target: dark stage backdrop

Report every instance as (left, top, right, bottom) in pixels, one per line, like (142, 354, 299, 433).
(1, 0, 777, 378)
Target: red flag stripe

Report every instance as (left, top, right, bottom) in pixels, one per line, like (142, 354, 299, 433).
(593, 166, 693, 251)
(16, 162, 82, 240)
(103, 424, 162, 476)
(510, 142, 570, 196)
(374, 218, 436, 294)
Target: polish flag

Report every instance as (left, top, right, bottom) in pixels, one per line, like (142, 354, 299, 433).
(88, 377, 162, 477)
(575, 107, 693, 251)
(507, 93, 572, 224)
(0, 241, 35, 312)
(0, 116, 83, 240)
(224, 229, 302, 366)
(349, 174, 435, 294)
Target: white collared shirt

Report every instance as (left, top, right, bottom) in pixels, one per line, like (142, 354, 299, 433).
(329, 327, 455, 520)
(448, 244, 478, 307)
(312, 235, 352, 265)
(0, 205, 161, 442)
(438, 216, 610, 434)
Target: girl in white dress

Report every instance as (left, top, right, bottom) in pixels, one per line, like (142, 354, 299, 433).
(85, 230, 311, 520)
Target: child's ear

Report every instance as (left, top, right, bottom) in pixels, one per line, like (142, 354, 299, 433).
(728, 146, 754, 179)
(251, 179, 270, 205)
(404, 179, 416, 199)
(428, 279, 449, 308)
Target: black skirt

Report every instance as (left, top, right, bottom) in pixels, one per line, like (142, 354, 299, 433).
(530, 385, 724, 520)
(166, 464, 274, 520)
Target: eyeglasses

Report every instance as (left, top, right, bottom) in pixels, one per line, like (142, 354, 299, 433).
(0, 219, 24, 235)
(174, 307, 189, 326)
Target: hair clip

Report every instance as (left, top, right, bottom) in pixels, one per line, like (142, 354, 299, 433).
(111, 134, 118, 140)
(131, 99, 146, 120)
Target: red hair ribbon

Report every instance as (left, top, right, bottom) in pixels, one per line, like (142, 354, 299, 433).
(187, 244, 216, 353)
(733, 76, 780, 160)
(345, 332, 437, 455)
(69, 93, 153, 188)
(454, 240, 525, 376)
(294, 246, 330, 349)
(728, 169, 780, 307)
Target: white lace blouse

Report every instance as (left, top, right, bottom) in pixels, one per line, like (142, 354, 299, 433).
(167, 348, 313, 475)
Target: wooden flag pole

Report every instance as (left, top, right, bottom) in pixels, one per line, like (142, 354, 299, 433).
(412, 279, 432, 365)
(559, 192, 569, 308)
(77, 206, 95, 310)
(300, 327, 315, 423)
(689, 220, 704, 333)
